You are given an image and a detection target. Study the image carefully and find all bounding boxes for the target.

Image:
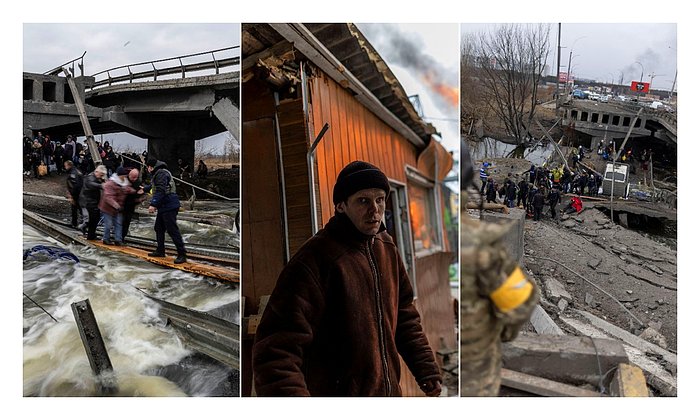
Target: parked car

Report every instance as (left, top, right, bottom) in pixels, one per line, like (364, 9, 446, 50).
(573, 89, 586, 99)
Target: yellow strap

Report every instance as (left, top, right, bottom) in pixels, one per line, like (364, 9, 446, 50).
(489, 266, 533, 312)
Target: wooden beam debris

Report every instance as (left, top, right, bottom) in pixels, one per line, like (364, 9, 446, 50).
(501, 368, 602, 397)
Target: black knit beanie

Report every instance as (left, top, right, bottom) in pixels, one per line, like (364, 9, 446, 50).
(146, 158, 158, 167)
(333, 161, 390, 204)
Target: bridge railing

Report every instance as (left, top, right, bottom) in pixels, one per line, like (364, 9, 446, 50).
(44, 51, 87, 77)
(89, 46, 240, 89)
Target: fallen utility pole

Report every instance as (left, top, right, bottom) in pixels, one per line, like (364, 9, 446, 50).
(62, 67, 101, 165)
(534, 118, 571, 173)
(71, 299, 118, 395)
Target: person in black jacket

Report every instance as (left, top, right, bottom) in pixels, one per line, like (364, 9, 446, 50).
(485, 178, 497, 203)
(145, 158, 187, 264)
(64, 160, 83, 228)
(78, 165, 106, 239)
(532, 188, 545, 221)
(517, 176, 529, 209)
(547, 186, 562, 220)
(505, 179, 517, 208)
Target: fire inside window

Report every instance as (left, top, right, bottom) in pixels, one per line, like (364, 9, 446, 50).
(407, 180, 440, 254)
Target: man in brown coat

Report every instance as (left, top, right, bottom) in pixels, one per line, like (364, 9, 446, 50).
(253, 161, 442, 397)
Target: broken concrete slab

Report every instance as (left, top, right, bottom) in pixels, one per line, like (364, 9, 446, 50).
(622, 266, 677, 291)
(642, 263, 664, 276)
(574, 310, 676, 367)
(502, 334, 628, 388)
(610, 363, 649, 397)
(585, 293, 596, 307)
(559, 316, 677, 397)
(563, 220, 577, 229)
(501, 368, 602, 397)
(571, 227, 599, 237)
(544, 277, 572, 302)
(557, 299, 569, 312)
(529, 305, 564, 335)
(639, 327, 668, 349)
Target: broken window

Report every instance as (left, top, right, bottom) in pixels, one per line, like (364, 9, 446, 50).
(612, 115, 620, 125)
(623, 116, 631, 127)
(42, 81, 56, 102)
(406, 168, 442, 256)
(23, 79, 34, 100)
(602, 114, 610, 124)
(570, 110, 578, 120)
(634, 118, 641, 128)
(592, 113, 599, 123)
(581, 111, 589, 121)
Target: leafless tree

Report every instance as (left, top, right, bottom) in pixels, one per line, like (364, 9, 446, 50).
(463, 24, 551, 144)
(223, 132, 240, 164)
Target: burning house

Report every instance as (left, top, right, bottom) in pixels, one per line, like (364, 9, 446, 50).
(240, 23, 457, 396)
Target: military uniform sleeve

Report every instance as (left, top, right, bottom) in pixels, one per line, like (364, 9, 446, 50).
(394, 259, 441, 387)
(252, 260, 326, 396)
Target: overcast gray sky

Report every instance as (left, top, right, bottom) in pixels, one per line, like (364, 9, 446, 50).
(461, 23, 677, 91)
(23, 23, 240, 152)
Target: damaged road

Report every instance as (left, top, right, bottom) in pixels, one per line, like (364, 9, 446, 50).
(521, 205, 677, 396)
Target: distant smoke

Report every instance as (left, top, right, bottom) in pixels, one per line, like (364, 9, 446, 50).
(623, 48, 664, 83)
(359, 24, 458, 115)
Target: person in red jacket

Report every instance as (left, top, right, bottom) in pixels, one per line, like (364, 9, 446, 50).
(253, 161, 442, 397)
(98, 167, 134, 245)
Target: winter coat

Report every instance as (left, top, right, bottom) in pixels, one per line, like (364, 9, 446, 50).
(532, 191, 545, 208)
(147, 161, 181, 212)
(66, 167, 83, 200)
(253, 213, 441, 396)
(506, 181, 517, 201)
(79, 172, 104, 209)
(486, 181, 497, 202)
(98, 174, 133, 216)
(547, 189, 561, 207)
(518, 180, 529, 197)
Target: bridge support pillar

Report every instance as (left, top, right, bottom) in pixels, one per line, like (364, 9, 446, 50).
(591, 136, 605, 151)
(147, 137, 194, 178)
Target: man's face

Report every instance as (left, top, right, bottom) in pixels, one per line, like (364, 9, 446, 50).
(147, 165, 154, 173)
(336, 188, 386, 236)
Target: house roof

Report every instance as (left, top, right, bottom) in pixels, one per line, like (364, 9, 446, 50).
(242, 23, 436, 145)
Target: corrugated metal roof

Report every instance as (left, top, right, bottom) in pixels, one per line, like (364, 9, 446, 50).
(242, 23, 435, 144)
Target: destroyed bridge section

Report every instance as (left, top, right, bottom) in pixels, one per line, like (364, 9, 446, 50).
(561, 100, 676, 150)
(23, 47, 240, 172)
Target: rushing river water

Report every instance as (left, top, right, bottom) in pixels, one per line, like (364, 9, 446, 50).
(23, 218, 239, 397)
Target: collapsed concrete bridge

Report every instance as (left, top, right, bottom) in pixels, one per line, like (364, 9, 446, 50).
(23, 47, 240, 172)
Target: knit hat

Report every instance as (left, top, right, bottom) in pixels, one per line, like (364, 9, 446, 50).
(332, 161, 390, 204)
(146, 158, 158, 167)
(117, 167, 129, 176)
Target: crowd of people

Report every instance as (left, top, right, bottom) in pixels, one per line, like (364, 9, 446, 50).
(23, 133, 149, 179)
(478, 147, 606, 222)
(22, 132, 190, 264)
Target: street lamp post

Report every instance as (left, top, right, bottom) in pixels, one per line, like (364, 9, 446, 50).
(635, 61, 645, 83)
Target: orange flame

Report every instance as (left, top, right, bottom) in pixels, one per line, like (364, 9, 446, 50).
(421, 71, 459, 108)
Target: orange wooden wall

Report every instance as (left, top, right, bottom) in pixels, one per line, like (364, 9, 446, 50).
(308, 72, 417, 225)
